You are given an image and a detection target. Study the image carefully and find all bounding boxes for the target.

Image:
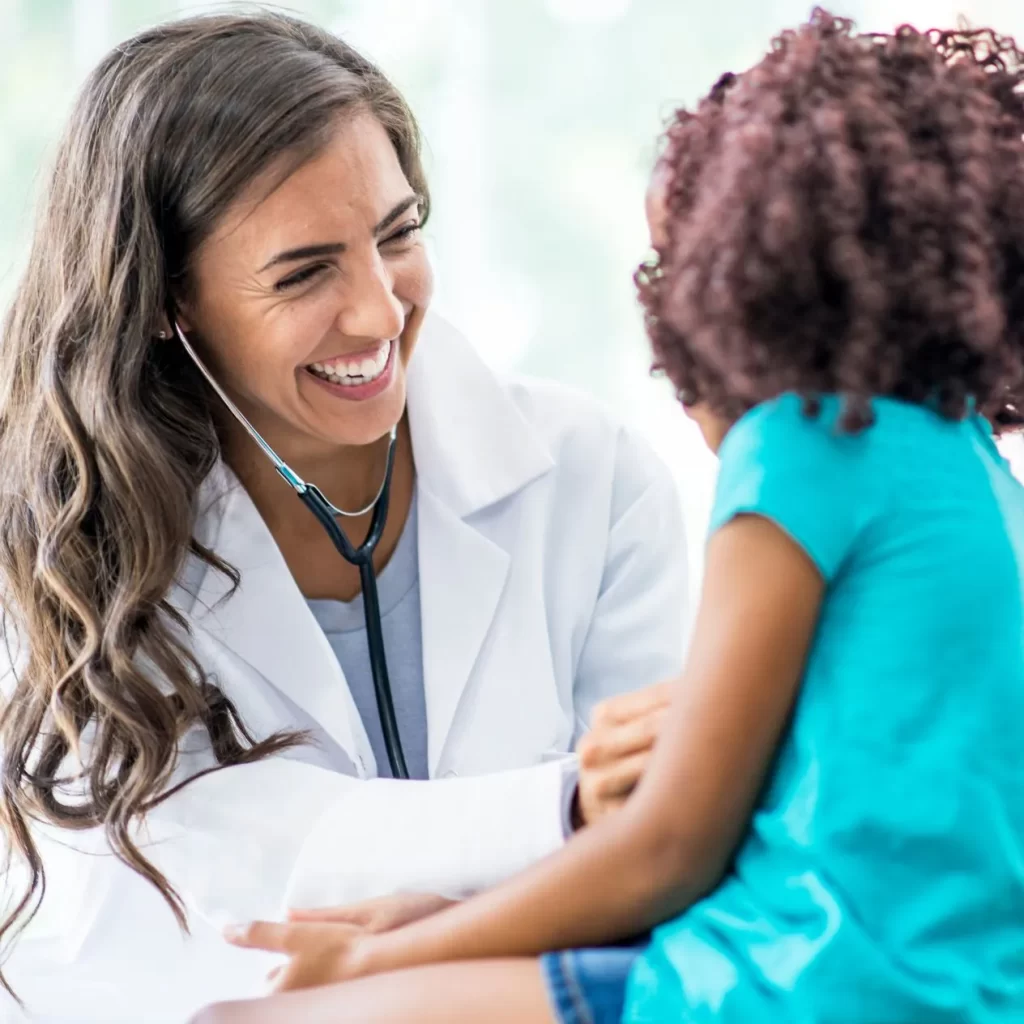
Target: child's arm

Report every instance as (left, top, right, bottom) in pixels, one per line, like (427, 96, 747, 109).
(230, 513, 824, 986)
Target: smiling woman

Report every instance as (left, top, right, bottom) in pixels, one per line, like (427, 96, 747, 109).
(0, 10, 688, 1023)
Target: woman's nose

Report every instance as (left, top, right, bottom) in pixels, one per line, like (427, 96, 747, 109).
(335, 254, 405, 342)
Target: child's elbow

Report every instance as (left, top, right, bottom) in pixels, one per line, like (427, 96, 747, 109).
(629, 809, 731, 906)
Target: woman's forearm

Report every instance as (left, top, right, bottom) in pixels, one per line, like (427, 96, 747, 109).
(360, 803, 701, 974)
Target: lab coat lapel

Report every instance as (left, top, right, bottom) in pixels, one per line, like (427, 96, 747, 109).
(408, 314, 555, 775)
(171, 467, 366, 763)
(416, 489, 510, 774)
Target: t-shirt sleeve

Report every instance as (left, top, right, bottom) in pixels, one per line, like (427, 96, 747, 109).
(709, 395, 874, 580)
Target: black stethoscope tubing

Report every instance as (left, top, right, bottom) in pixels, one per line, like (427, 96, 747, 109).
(171, 321, 411, 779)
(296, 453, 409, 780)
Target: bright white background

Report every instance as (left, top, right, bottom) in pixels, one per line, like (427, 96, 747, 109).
(1, 0, 1022, 591)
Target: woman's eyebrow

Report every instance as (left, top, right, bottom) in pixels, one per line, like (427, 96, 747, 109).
(373, 193, 421, 235)
(257, 195, 422, 273)
(258, 242, 345, 272)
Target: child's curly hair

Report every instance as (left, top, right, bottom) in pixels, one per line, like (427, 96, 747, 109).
(638, 8, 1024, 432)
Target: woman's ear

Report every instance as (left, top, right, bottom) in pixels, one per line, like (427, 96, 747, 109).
(155, 308, 194, 340)
(173, 308, 196, 334)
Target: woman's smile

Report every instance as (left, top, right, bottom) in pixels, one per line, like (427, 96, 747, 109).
(303, 336, 398, 402)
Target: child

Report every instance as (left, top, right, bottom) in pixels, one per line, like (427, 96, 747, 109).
(213, 10, 1024, 1023)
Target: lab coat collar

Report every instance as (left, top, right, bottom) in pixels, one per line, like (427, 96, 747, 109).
(406, 312, 555, 516)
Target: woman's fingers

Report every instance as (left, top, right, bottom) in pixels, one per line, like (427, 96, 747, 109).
(267, 935, 365, 992)
(590, 681, 674, 729)
(225, 920, 357, 954)
(224, 921, 292, 952)
(578, 707, 666, 769)
(271, 959, 308, 993)
(592, 750, 651, 800)
(229, 920, 370, 992)
(287, 892, 455, 932)
(287, 905, 372, 925)
(576, 746, 656, 826)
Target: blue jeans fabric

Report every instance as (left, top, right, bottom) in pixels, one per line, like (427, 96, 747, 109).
(540, 940, 647, 1024)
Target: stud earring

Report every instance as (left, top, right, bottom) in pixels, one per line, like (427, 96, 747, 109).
(157, 328, 170, 339)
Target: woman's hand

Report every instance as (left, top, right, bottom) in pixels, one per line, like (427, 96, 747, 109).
(225, 893, 455, 991)
(226, 919, 375, 991)
(575, 681, 673, 826)
(287, 891, 456, 933)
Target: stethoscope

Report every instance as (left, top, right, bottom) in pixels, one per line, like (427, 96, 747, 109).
(171, 321, 411, 780)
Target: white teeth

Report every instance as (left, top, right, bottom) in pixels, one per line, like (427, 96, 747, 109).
(309, 340, 392, 386)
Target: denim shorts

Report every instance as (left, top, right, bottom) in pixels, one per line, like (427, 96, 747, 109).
(540, 939, 647, 1024)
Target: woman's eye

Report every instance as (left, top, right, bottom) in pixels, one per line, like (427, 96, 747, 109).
(383, 223, 422, 247)
(275, 264, 327, 291)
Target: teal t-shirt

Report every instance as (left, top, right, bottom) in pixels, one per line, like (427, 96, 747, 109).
(625, 395, 1024, 1023)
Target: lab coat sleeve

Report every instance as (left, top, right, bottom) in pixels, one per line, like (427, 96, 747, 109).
(284, 761, 570, 908)
(572, 427, 690, 734)
(2, 751, 569, 1015)
(132, 751, 571, 923)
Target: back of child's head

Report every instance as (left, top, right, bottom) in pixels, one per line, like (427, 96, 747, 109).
(639, 8, 1024, 432)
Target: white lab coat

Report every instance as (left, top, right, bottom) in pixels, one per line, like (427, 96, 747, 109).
(0, 314, 688, 1023)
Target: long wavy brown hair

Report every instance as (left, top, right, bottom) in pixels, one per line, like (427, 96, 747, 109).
(638, 9, 1024, 432)
(0, 10, 429, 995)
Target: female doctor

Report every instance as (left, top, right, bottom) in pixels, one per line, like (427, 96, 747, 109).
(0, 11, 687, 1023)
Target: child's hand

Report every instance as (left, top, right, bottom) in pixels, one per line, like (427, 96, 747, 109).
(224, 919, 374, 991)
(287, 891, 456, 933)
(576, 680, 673, 826)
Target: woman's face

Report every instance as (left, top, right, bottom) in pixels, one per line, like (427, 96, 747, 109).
(645, 161, 729, 454)
(179, 111, 433, 457)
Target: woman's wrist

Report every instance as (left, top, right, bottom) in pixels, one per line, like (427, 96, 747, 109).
(352, 927, 427, 979)
(353, 900, 477, 980)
